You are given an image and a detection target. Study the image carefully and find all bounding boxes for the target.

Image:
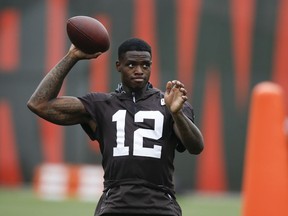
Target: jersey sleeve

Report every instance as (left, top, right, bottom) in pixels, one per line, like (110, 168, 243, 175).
(175, 101, 195, 152)
(77, 92, 109, 141)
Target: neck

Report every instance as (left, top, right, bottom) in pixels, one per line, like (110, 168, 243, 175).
(122, 84, 148, 95)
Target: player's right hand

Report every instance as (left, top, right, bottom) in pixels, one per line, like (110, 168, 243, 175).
(68, 44, 102, 60)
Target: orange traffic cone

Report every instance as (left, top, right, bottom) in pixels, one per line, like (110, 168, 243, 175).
(242, 81, 288, 216)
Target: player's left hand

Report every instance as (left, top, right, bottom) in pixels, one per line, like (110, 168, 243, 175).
(164, 80, 188, 114)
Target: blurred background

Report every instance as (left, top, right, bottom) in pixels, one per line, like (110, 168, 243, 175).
(0, 0, 287, 205)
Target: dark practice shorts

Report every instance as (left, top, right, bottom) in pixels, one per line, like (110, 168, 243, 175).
(102, 214, 167, 216)
(94, 184, 182, 216)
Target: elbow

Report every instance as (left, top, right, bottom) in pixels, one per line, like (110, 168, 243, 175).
(187, 139, 204, 155)
(188, 146, 203, 155)
(27, 99, 34, 111)
(192, 144, 204, 155)
(27, 99, 36, 112)
(27, 98, 41, 115)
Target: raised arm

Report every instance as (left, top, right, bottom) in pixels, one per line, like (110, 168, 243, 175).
(27, 45, 101, 128)
(164, 80, 204, 154)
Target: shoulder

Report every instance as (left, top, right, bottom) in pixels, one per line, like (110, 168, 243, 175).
(78, 92, 113, 102)
(147, 87, 164, 99)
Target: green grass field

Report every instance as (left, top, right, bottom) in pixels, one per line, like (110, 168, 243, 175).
(0, 187, 241, 216)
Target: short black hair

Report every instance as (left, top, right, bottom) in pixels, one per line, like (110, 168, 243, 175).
(118, 38, 152, 59)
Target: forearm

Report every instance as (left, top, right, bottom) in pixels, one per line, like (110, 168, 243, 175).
(28, 53, 78, 109)
(172, 111, 204, 154)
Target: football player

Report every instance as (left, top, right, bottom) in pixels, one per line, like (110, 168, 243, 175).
(27, 38, 204, 216)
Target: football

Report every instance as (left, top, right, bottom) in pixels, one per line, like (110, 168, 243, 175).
(66, 16, 110, 54)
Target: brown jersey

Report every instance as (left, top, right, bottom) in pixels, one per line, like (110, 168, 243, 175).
(78, 84, 195, 215)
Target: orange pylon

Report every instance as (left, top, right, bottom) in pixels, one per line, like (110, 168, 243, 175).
(242, 82, 288, 216)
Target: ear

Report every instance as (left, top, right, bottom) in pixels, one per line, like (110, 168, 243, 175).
(115, 60, 121, 72)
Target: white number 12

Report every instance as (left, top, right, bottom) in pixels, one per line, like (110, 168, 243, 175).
(112, 110, 164, 159)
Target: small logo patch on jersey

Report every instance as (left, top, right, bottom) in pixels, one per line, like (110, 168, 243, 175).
(161, 98, 165, 105)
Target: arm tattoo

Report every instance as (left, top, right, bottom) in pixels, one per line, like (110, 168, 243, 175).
(31, 55, 78, 104)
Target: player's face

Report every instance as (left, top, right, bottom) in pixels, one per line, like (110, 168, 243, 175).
(116, 51, 152, 91)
